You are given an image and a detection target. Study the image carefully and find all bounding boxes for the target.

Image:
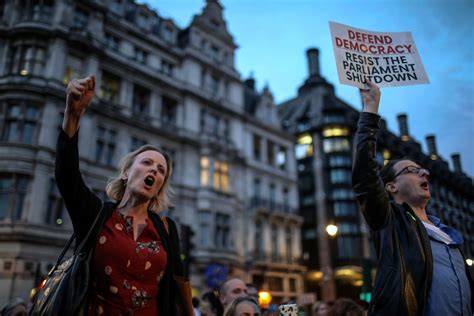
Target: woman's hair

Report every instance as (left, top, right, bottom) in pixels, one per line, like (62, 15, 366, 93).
(202, 291, 224, 316)
(328, 298, 364, 316)
(224, 296, 260, 316)
(106, 145, 173, 212)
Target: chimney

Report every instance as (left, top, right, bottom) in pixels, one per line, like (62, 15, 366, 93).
(451, 153, 463, 173)
(425, 134, 438, 160)
(244, 77, 255, 90)
(306, 48, 320, 77)
(396, 113, 410, 141)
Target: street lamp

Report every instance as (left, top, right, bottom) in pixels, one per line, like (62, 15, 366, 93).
(326, 224, 338, 237)
(467, 259, 473, 266)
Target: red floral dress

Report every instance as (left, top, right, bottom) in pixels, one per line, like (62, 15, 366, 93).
(89, 211, 167, 316)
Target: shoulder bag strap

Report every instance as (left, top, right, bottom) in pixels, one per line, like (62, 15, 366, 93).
(50, 201, 104, 274)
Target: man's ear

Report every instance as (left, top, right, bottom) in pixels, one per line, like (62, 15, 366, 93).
(385, 182, 397, 193)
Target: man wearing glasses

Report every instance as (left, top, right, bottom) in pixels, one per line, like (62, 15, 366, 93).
(352, 81, 473, 316)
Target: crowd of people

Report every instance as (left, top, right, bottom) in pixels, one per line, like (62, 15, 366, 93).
(1, 77, 472, 315)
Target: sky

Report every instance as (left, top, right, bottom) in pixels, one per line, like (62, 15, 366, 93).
(142, 0, 474, 177)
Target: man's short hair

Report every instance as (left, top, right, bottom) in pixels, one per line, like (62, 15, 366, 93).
(380, 157, 418, 185)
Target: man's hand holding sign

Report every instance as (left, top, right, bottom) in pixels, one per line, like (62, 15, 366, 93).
(329, 21, 429, 88)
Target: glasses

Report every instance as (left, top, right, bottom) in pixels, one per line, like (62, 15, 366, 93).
(393, 166, 430, 180)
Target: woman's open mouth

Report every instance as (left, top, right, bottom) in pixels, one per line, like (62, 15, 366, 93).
(144, 176, 155, 187)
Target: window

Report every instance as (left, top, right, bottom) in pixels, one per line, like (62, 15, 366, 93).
(200, 156, 229, 192)
(333, 201, 358, 217)
(99, 71, 121, 103)
(213, 160, 229, 192)
(323, 138, 350, 153)
(271, 224, 278, 261)
(322, 126, 350, 137)
(0, 174, 29, 221)
(268, 276, 283, 292)
(253, 178, 261, 201)
(8, 43, 46, 76)
(161, 60, 174, 77)
(295, 134, 313, 159)
(72, 6, 89, 29)
(328, 155, 352, 167)
(46, 179, 65, 226)
(104, 33, 120, 50)
(330, 169, 352, 184)
(162, 24, 173, 42)
(130, 136, 146, 152)
(337, 236, 362, 258)
(95, 126, 116, 165)
(253, 134, 261, 161)
(20, 0, 54, 22)
(134, 47, 147, 64)
(63, 54, 83, 85)
(199, 210, 211, 247)
(132, 84, 150, 115)
(161, 95, 178, 125)
(269, 183, 276, 210)
(210, 75, 219, 96)
(255, 220, 263, 259)
(200, 156, 210, 187)
(331, 189, 355, 200)
(276, 147, 287, 170)
(1, 102, 39, 144)
(210, 45, 220, 62)
(283, 187, 289, 213)
(286, 227, 292, 263)
(136, 12, 148, 29)
(267, 140, 275, 165)
(215, 213, 231, 249)
(338, 222, 360, 234)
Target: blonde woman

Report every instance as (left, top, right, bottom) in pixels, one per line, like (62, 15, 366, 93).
(56, 75, 192, 315)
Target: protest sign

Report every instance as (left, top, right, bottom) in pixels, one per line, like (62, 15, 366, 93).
(329, 21, 429, 88)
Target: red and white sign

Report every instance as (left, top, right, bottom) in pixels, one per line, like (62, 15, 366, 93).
(329, 21, 430, 88)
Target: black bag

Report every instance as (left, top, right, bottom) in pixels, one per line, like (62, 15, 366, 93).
(30, 204, 103, 316)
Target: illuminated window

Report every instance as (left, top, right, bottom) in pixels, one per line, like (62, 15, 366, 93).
(213, 160, 229, 192)
(322, 127, 350, 137)
(276, 147, 287, 170)
(200, 156, 210, 186)
(99, 71, 121, 103)
(323, 138, 350, 153)
(383, 149, 391, 165)
(63, 54, 83, 85)
(295, 133, 313, 159)
(8, 43, 46, 76)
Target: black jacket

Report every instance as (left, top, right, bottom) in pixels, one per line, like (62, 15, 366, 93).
(55, 129, 185, 315)
(352, 112, 473, 316)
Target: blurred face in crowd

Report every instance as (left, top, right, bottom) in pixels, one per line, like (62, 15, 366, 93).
(220, 279, 248, 308)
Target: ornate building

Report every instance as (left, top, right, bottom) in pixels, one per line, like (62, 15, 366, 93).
(278, 48, 474, 302)
(0, 0, 305, 305)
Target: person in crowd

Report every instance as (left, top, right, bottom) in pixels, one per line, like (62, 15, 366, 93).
(352, 80, 473, 315)
(0, 298, 27, 316)
(246, 284, 259, 305)
(224, 296, 260, 316)
(193, 297, 201, 316)
(312, 300, 329, 316)
(219, 278, 248, 310)
(56, 75, 193, 315)
(327, 298, 363, 316)
(200, 291, 224, 316)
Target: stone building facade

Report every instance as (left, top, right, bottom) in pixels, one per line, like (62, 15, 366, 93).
(0, 0, 305, 305)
